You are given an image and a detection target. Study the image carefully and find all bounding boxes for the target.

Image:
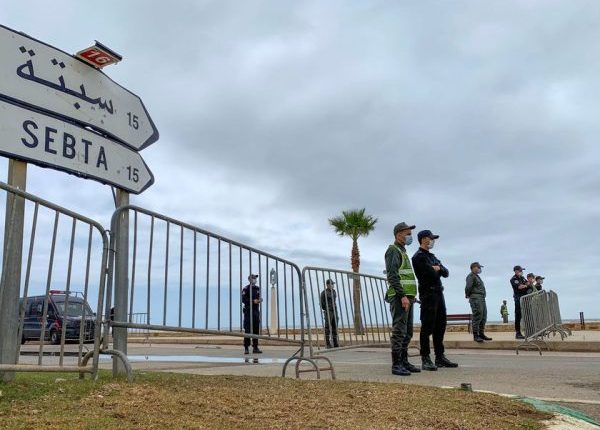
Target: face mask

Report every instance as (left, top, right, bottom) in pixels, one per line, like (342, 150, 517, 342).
(427, 240, 435, 250)
(404, 235, 413, 246)
(477, 268, 482, 274)
(250, 279, 257, 286)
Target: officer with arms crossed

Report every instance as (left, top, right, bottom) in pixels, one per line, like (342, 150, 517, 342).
(465, 262, 492, 343)
(510, 265, 528, 339)
(412, 229, 458, 371)
(385, 222, 420, 376)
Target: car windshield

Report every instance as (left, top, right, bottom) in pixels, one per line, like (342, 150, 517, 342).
(53, 299, 94, 318)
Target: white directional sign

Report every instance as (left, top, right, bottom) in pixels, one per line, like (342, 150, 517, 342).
(0, 99, 154, 194)
(0, 24, 158, 150)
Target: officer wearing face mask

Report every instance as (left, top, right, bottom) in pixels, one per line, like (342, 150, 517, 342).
(242, 274, 262, 354)
(465, 262, 491, 343)
(385, 222, 420, 376)
(412, 230, 458, 370)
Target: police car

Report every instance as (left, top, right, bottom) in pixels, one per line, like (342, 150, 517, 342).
(20, 290, 96, 345)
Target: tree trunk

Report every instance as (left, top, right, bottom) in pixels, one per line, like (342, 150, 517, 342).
(351, 239, 364, 335)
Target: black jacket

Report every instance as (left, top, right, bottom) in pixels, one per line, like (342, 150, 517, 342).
(411, 247, 449, 297)
(241, 284, 261, 313)
(320, 288, 337, 312)
(510, 275, 528, 298)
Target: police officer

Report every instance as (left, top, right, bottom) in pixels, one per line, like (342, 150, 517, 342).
(526, 273, 537, 294)
(535, 276, 545, 291)
(500, 300, 509, 324)
(510, 265, 528, 339)
(385, 222, 420, 376)
(242, 274, 262, 354)
(320, 279, 339, 348)
(412, 229, 458, 371)
(465, 262, 491, 343)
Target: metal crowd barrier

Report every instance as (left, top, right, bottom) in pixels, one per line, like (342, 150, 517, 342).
(302, 267, 390, 357)
(0, 181, 107, 379)
(105, 205, 331, 379)
(516, 289, 571, 355)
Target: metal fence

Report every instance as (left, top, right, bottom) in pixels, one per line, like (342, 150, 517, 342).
(302, 267, 391, 356)
(0, 181, 107, 378)
(517, 289, 571, 355)
(104, 205, 330, 379)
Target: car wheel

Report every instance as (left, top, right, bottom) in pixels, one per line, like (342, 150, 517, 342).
(50, 330, 61, 345)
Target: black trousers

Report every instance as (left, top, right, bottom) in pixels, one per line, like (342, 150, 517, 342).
(243, 310, 260, 348)
(419, 291, 447, 357)
(514, 297, 522, 334)
(323, 309, 339, 346)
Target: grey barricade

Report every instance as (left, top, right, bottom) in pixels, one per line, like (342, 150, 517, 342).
(302, 267, 390, 357)
(105, 205, 328, 379)
(546, 290, 572, 339)
(0, 181, 107, 378)
(517, 289, 570, 355)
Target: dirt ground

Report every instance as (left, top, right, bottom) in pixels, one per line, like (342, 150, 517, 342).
(0, 371, 550, 429)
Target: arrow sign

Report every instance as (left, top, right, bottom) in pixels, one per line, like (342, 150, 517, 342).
(0, 25, 158, 151)
(0, 99, 154, 194)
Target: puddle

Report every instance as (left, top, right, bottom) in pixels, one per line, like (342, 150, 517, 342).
(100, 354, 287, 364)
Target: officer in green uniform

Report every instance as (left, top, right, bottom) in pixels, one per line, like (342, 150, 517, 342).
(500, 300, 509, 323)
(385, 222, 419, 376)
(465, 262, 492, 342)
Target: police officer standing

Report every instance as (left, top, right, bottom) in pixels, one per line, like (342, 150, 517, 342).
(242, 274, 262, 354)
(320, 279, 339, 348)
(412, 230, 458, 371)
(465, 262, 492, 343)
(535, 276, 545, 291)
(510, 265, 528, 339)
(385, 222, 420, 376)
(500, 300, 509, 324)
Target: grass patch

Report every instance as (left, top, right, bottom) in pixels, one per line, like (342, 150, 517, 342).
(0, 371, 550, 429)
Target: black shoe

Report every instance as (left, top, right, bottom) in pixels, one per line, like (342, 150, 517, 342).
(515, 333, 525, 340)
(252, 347, 263, 354)
(435, 355, 458, 368)
(421, 355, 438, 371)
(480, 333, 493, 341)
(244, 347, 249, 355)
(391, 351, 411, 376)
(473, 335, 484, 343)
(392, 363, 411, 376)
(400, 352, 421, 373)
(325, 344, 332, 349)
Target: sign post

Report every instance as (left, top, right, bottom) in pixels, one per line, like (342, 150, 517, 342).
(113, 189, 129, 376)
(0, 160, 27, 382)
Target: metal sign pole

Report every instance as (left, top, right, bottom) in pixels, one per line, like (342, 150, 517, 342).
(0, 159, 27, 382)
(113, 188, 129, 376)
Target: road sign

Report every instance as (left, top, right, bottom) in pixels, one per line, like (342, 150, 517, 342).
(0, 25, 158, 151)
(0, 99, 154, 194)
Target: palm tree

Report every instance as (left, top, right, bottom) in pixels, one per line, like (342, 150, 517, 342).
(328, 209, 377, 335)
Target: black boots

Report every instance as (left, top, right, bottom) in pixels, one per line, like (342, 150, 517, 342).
(421, 355, 438, 371)
(516, 332, 525, 339)
(480, 332, 493, 341)
(473, 332, 484, 343)
(391, 351, 411, 376)
(400, 351, 421, 373)
(435, 355, 458, 368)
(252, 347, 263, 354)
(244, 347, 249, 354)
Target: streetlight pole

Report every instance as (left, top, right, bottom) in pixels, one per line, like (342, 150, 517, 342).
(269, 268, 277, 336)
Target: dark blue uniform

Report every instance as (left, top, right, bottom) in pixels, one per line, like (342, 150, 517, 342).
(241, 283, 261, 348)
(510, 274, 527, 335)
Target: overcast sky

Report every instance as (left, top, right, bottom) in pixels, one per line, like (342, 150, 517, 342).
(1, 1, 599, 319)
